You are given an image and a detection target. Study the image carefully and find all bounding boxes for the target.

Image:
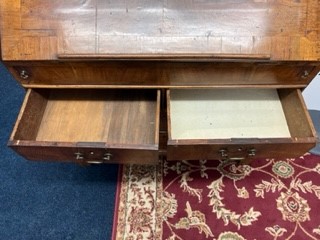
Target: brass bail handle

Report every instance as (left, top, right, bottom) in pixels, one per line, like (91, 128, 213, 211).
(87, 152, 112, 164)
(219, 148, 256, 161)
(74, 150, 112, 163)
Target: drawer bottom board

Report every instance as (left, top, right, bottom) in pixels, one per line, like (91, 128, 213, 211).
(169, 89, 291, 140)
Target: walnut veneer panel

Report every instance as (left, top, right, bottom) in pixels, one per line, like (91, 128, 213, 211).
(0, 0, 319, 60)
(5, 61, 320, 87)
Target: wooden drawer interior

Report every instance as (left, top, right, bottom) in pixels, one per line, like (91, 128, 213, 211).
(10, 88, 160, 155)
(167, 88, 316, 160)
(168, 88, 314, 140)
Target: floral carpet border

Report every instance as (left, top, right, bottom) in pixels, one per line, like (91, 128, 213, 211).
(112, 161, 163, 240)
(112, 153, 320, 240)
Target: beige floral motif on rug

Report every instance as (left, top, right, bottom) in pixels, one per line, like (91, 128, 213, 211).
(112, 153, 320, 240)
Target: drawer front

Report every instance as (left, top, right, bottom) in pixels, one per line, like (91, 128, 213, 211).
(9, 88, 160, 164)
(167, 88, 317, 161)
(167, 142, 316, 161)
(9, 143, 158, 164)
(5, 61, 319, 88)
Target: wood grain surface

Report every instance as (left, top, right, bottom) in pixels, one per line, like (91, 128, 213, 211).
(4, 61, 320, 87)
(2, 0, 319, 163)
(10, 88, 160, 145)
(1, 0, 319, 60)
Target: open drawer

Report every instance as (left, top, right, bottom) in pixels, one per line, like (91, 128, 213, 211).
(167, 88, 317, 161)
(9, 89, 160, 164)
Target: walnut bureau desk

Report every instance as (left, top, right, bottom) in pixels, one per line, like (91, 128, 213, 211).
(1, 0, 319, 165)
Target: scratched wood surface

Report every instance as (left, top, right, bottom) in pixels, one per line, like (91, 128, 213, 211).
(17, 89, 159, 145)
(36, 89, 159, 145)
(0, 0, 319, 60)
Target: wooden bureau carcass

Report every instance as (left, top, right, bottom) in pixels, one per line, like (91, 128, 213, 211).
(1, 0, 319, 164)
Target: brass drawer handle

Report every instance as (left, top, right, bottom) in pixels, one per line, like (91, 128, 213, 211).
(74, 152, 112, 163)
(219, 148, 256, 161)
(86, 160, 104, 164)
(87, 153, 112, 164)
(85, 153, 112, 164)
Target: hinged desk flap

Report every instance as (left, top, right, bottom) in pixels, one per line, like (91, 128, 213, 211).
(0, 0, 319, 61)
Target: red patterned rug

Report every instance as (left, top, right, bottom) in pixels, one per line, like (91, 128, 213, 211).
(112, 153, 320, 240)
